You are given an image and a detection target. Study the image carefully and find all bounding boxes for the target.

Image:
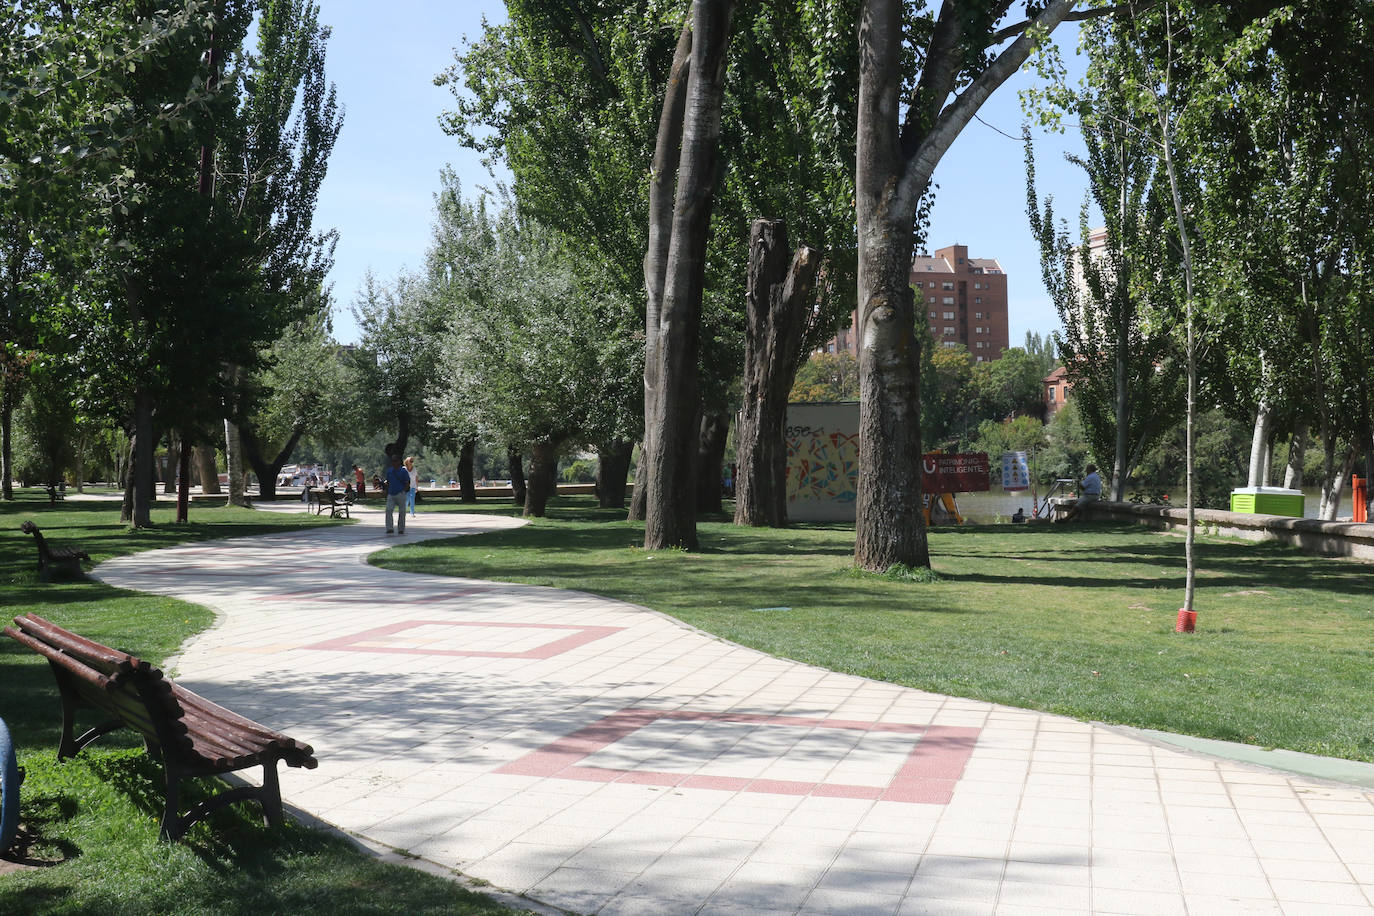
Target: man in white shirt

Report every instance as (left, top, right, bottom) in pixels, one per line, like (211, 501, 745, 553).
(1063, 464, 1102, 521)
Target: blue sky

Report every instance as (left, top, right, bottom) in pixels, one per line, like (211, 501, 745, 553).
(313, 2, 1093, 347)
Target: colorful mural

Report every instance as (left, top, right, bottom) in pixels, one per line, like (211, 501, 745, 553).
(785, 403, 860, 522)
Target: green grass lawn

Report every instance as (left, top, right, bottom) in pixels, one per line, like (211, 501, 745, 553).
(0, 490, 527, 915)
(375, 497, 1374, 763)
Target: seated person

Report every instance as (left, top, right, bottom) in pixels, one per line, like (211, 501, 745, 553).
(1011, 507, 1026, 523)
(1062, 464, 1103, 521)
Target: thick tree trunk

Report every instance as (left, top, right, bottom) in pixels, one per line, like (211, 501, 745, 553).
(176, 436, 191, 523)
(628, 451, 647, 520)
(0, 391, 13, 500)
(735, 219, 820, 527)
(392, 413, 410, 464)
(131, 392, 154, 527)
(121, 436, 135, 523)
(196, 445, 221, 494)
(695, 413, 730, 514)
(225, 418, 248, 507)
(595, 440, 632, 509)
(240, 423, 305, 502)
(853, 0, 1076, 570)
(524, 441, 559, 518)
(1248, 396, 1273, 487)
(643, 0, 735, 551)
(507, 447, 527, 507)
(162, 432, 178, 493)
(1283, 424, 1308, 489)
(459, 439, 477, 503)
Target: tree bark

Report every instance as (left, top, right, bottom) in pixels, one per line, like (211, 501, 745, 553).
(1283, 424, 1307, 489)
(628, 449, 647, 520)
(459, 439, 477, 502)
(131, 392, 154, 527)
(162, 432, 178, 493)
(853, 0, 1077, 570)
(195, 445, 221, 494)
(0, 390, 13, 500)
(643, 0, 735, 551)
(507, 447, 527, 507)
(121, 435, 136, 523)
(525, 440, 559, 518)
(595, 439, 633, 509)
(1248, 395, 1273, 487)
(695, 412, 730, 513)
(734, 219, 820, 527)
(239, 423, 305, 502)
(224, 418, 248, 506)
(176, 436, 191, 523)
(1321, 446, 1356, 521)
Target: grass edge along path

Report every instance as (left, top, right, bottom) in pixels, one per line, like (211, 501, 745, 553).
(374, 498, 1374, 765)
(0, 491, 531, 915)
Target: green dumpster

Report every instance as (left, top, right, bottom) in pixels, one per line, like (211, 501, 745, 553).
(1230, 486, 1304, 517)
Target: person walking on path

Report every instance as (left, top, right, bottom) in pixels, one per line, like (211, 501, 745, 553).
(383, 453, 411, 534)
(353, 464, 365, 496)
(404, 456, 419, 518)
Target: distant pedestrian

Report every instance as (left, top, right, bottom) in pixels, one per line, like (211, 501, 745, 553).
(353, 464, 364, 494)
(384, 453, 410, 534)
(404, 456, 419, 517)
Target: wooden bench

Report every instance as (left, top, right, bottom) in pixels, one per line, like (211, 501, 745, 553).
(20, 521, 90, 580)
(312, 488, 353, 519)
(4, 613, 318, 840)
(45, 485, 64, 506)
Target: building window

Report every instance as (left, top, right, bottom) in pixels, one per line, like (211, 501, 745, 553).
(927, 295, 935, 303)
(929, 310, 937, 318)
(940, 297, 953, 305)
(943, 326, 955, 335)
(942, 311, 955, 319)
(943, 340, 959, 349)
(974, 311, 983, 319)
(928, 281, 936, 288)
(975, 297, 982, 304)
(958, 257, 964, 263)
(976, 356, 984, 362)
(1048, 386, 1057, 402)
(973, 282, 982, 290)
(942, 281, 954, 290)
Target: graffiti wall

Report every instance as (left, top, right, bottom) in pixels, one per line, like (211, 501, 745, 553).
(785, 402, 860, 522)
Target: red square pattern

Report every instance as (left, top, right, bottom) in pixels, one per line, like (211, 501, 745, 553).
(496, 708, 980, 804)
(302, 619, 623, 659)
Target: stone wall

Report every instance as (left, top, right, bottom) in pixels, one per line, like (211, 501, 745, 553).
(1082, 500, 1374, 563)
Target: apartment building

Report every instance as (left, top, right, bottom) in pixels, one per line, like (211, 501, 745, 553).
(821, 244, 1010, 362)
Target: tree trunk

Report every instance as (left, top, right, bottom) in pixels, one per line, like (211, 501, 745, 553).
(1248, 395, 1273, 487)
(74, 433, 86, 493)
(196, 445, 221, 495)
(1283, 424, 1308, 489)
(131, 392, 154, 527)
(121, 436, 136, 523)
(162, 432, 178, 493)
(525, 441, 559, 518)
(595, 439, 632, 509)
(1321, 446, 1356, 521)
(0, 390, 13, 500)
(628, 450, 647, 520)
(695, 412, 730, 514)
(1111, 337, 1131, 501)
(643, 0, 735, 552)
(392, 412, 410, 464)
(507, 447, 527, 507)
(735, 219, 820, 526)
(225, 417, 248, 507)
(176, 436, 191, 523)
(240, 423, 305, 502)
(459, 439, 477, 503)
(852, 0, 1077, 570)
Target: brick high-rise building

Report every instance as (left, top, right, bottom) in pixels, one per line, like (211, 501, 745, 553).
(819, 243, 1010, 362)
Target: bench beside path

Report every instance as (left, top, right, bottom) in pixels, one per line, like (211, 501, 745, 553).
(87, 503, 1374, 916)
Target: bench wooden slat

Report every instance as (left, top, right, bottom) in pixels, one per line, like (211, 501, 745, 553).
(6, 612, 317, 840)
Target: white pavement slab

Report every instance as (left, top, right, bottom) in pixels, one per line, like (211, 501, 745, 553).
(91, 504, 1374, 915)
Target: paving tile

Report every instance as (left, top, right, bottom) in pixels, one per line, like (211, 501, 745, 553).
(93, 506, 1374, 916)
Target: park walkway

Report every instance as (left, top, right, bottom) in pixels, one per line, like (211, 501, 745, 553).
(92, 504, 1374, 915)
